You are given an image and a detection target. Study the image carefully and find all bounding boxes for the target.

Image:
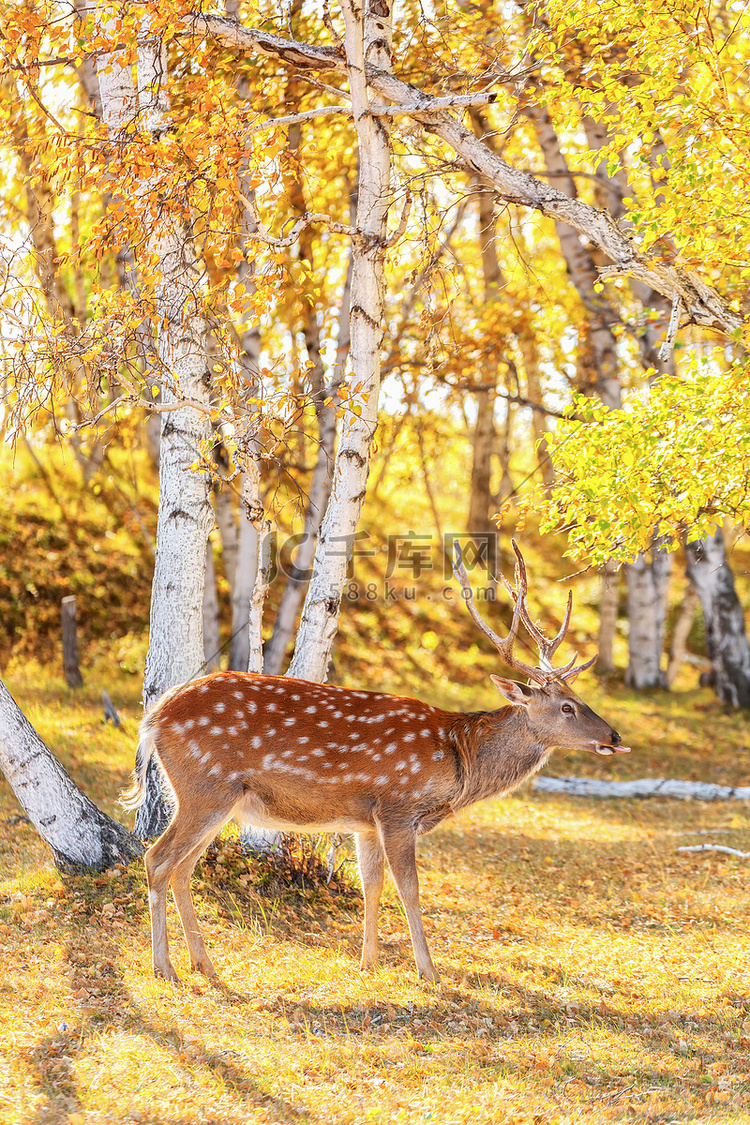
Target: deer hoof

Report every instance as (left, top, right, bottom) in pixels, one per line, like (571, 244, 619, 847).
(418, 967, 440, 985)
(154, 963, 180, 985)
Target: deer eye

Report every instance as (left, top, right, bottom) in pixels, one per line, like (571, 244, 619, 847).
(561, 702, 575, 714)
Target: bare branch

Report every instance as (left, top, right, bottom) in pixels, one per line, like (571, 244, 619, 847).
(238, 193, 357, 245)
(658, 294, 684, 363)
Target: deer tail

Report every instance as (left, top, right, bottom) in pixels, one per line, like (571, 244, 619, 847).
(120, 716, 158, 811)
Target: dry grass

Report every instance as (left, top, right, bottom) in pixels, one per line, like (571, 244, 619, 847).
(2, 661, 750, 1125)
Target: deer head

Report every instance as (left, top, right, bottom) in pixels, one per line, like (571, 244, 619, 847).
(453, 539, 629, 758)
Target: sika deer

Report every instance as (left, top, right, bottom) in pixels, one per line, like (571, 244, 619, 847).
(123, 541, 628, 984)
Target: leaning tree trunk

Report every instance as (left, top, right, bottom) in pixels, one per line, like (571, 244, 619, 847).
(287, 0, 393, 682)
(685, 531, 750, 708)
(117, 25, 214, 839)
(0, 680, 141, 871)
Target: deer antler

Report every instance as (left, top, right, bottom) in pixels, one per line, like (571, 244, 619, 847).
(453, 539, 596, 685)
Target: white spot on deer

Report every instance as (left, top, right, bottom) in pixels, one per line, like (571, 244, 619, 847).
(284, 716, 295, 727)
(410, 762, 421, 773)
(227, 771, 239, 781)
(299, 736, 309, 745)
(208, 764, 222, 778)
(306, 706, 316, 714)
(298, 754, 309, 762)
(374, 775, 388, 786)
(338, 762, 347, 771)
(343, 773, 354, 783)
(420, 728, 431, 736)
(191, 747, 201, 759)
(184, 718, 195, 730)
(233, 691, 244, 700)
(292, 694, 300, 701)
(200, 752, 211, 764)
(261, 753, 277, 769)
(252, 736, 262, 749)
(200, 684, 210, 693)
(395, 760, 406, 771)
(437, 728, 445, 739)
(267, 703, 277, 712)
(210, 726, 223, 736)
(323, 761, 332, 769)
(227, 726, 237, 736)
(282, 750, 294, 759)
(404, 732, 415, 742)
(333, 710, 343, 719)
(214, 702, 225, 714)
(199, 716, 210, 726)
(319, 721, 329, 728)
(433, 750, 444, 761)
(312, 748, 325, 757)
(372, 753, 381, 762)
(385, 742, 397, 753)
(248, 701, 257, 714)
(171, 721, 183, 735)
(267, 729, 277, 737)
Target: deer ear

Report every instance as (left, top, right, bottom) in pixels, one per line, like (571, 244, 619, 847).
(490, 675, 534, 707)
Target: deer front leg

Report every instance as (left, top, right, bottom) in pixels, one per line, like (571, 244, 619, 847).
(377, 820, 440, 984)
(356, 831, 385, 971)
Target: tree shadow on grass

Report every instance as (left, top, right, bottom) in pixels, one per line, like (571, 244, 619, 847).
(19, 918, 321, 1125)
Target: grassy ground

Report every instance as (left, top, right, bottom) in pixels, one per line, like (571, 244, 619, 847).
(2, 660, 750, 1125)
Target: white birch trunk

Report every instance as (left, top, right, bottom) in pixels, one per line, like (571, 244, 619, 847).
(624, 544, 672, 689)
(229, 493, 259, 671)
(229, 186, 263, 673)
(665, 585, 700, 689)
(0, 680, 141, 870)
(263, 249, 353, 674)
(203, 538, 221, 673)
(214, 483, 238, 596)
(287, 0, 392, 682)
(128, 26, 213, 837)
(686, 531, 750, 708)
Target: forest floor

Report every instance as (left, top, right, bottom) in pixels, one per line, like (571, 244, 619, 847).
(1, 660, 750, 1125)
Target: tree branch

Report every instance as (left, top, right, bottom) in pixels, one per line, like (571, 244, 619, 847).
(183, 11, 744, 339)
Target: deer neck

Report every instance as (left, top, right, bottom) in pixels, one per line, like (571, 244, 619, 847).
(450, 706, 553, 810)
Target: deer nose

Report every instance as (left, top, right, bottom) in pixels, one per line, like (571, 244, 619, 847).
(610, 730, 621, 746)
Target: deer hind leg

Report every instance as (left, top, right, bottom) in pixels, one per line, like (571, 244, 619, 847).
(356, 831, 385, 971)
(377, 820, 440, 984)
(144, 805, 230, 983)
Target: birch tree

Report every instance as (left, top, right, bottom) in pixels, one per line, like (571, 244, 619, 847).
(0, 681, 141, 871)
(288, 0, 394, 682)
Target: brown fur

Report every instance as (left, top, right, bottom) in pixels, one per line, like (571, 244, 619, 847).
(126, 669, 621, 984)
